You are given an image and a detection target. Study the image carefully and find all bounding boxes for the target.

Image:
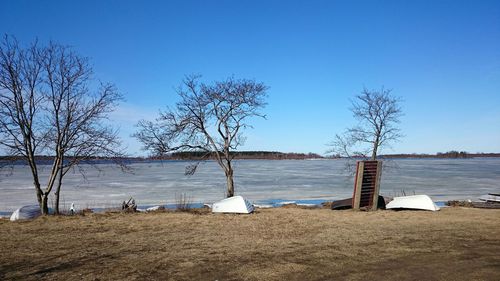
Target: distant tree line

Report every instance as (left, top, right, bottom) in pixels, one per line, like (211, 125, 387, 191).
(378, 151, 500, 159)
(2, 151, 499, 164)
(153, 151, 323, 160)
(436, 151, 469, 158)
(0, 155, 132, 165)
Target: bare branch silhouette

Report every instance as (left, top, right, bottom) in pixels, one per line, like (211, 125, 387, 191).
(328, 87, 403, 161)
(134, 75, 268, 197)
(0, 35, 125, 214)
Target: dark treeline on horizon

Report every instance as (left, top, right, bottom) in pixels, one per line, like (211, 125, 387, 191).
(166, 150, 500, 160)
(1, 151, 500, 163)
(157, 151, 324, 160)
(379, 151, 500, 159)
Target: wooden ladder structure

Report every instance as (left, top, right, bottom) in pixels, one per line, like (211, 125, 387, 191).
(352, 160, 382, 211)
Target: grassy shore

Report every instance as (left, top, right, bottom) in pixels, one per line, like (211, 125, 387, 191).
(1, 207, 499, 281)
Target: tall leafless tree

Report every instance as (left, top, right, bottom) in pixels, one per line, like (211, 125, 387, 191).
(42, 43, 124, 214)
(134, 75, 268, 197)
(0, 36, 45, 210)
(330, 87, 403, 160)
(0, 35, 124, 214)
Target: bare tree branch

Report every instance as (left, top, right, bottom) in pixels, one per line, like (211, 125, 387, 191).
(0, 35, 126, 214)
(134, 75, 268, 197)
(328, 87, 403, 161)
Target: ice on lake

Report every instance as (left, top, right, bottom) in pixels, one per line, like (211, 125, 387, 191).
(1, 158, 499, 212)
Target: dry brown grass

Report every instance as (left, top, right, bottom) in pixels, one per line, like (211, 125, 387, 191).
(1, 207, 499, 281)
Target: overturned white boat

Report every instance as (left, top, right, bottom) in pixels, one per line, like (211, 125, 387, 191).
(212, 196, 254, 214)
(478, 193, 500, 202)
(386, 195, 440, 211)
(10, 205, 42, 221)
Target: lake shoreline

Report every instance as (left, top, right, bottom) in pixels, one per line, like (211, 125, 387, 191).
(0, 198, 458, 217)
(1, 158, 499, 212)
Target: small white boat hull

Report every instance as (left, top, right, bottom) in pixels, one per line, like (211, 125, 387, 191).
(10, 205, 42, 221)
(146, 206, 162, 211)
(212, 196, 254, 214)
(386, 195, 440, 211)
(478, 194, 500, 202)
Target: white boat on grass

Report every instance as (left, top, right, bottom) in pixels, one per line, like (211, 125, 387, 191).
(10, 205, 42, 221)
(386, 195, 440, 211)
(478, 193, 500, 202)
(212, 196, 254, 214)
(146, 205, 162, 212)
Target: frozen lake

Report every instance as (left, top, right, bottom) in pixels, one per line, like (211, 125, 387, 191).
(1, 158, 499, 211)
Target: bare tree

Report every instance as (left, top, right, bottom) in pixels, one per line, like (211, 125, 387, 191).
(0, 35, 124, 214)
(0, 36, 46, 209)
(330, 87, 403, 160)
(42, 43, 124, 214)
(134, 75, 268, 197)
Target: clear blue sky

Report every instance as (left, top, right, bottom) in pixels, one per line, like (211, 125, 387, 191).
(2, 0, 499, 155)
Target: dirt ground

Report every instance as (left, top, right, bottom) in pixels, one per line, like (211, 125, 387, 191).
(1, 207, 499, 281)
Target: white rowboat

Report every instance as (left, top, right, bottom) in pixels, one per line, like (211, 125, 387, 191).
(478, 194, 500, 202)
(10, 205, 42, 221)
(212, 196, 254, 214)
(386, 195, 440, 211)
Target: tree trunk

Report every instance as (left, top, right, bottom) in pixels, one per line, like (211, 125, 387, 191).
(225, 159, 235, 198)
(54, 182, 62, 214)
(226, 171, 235, 198)
(54, 157, 64, 214)
(27, 154, 43, 205)
(214, 152, 235, 198)
(43, 154, 61, 214)
(28, 160, 44, 208)
(41, 193, 49, 215)
(35, 182, 43, 205)
(371, 145, 378, 160)
(371, 135, 380, 160)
